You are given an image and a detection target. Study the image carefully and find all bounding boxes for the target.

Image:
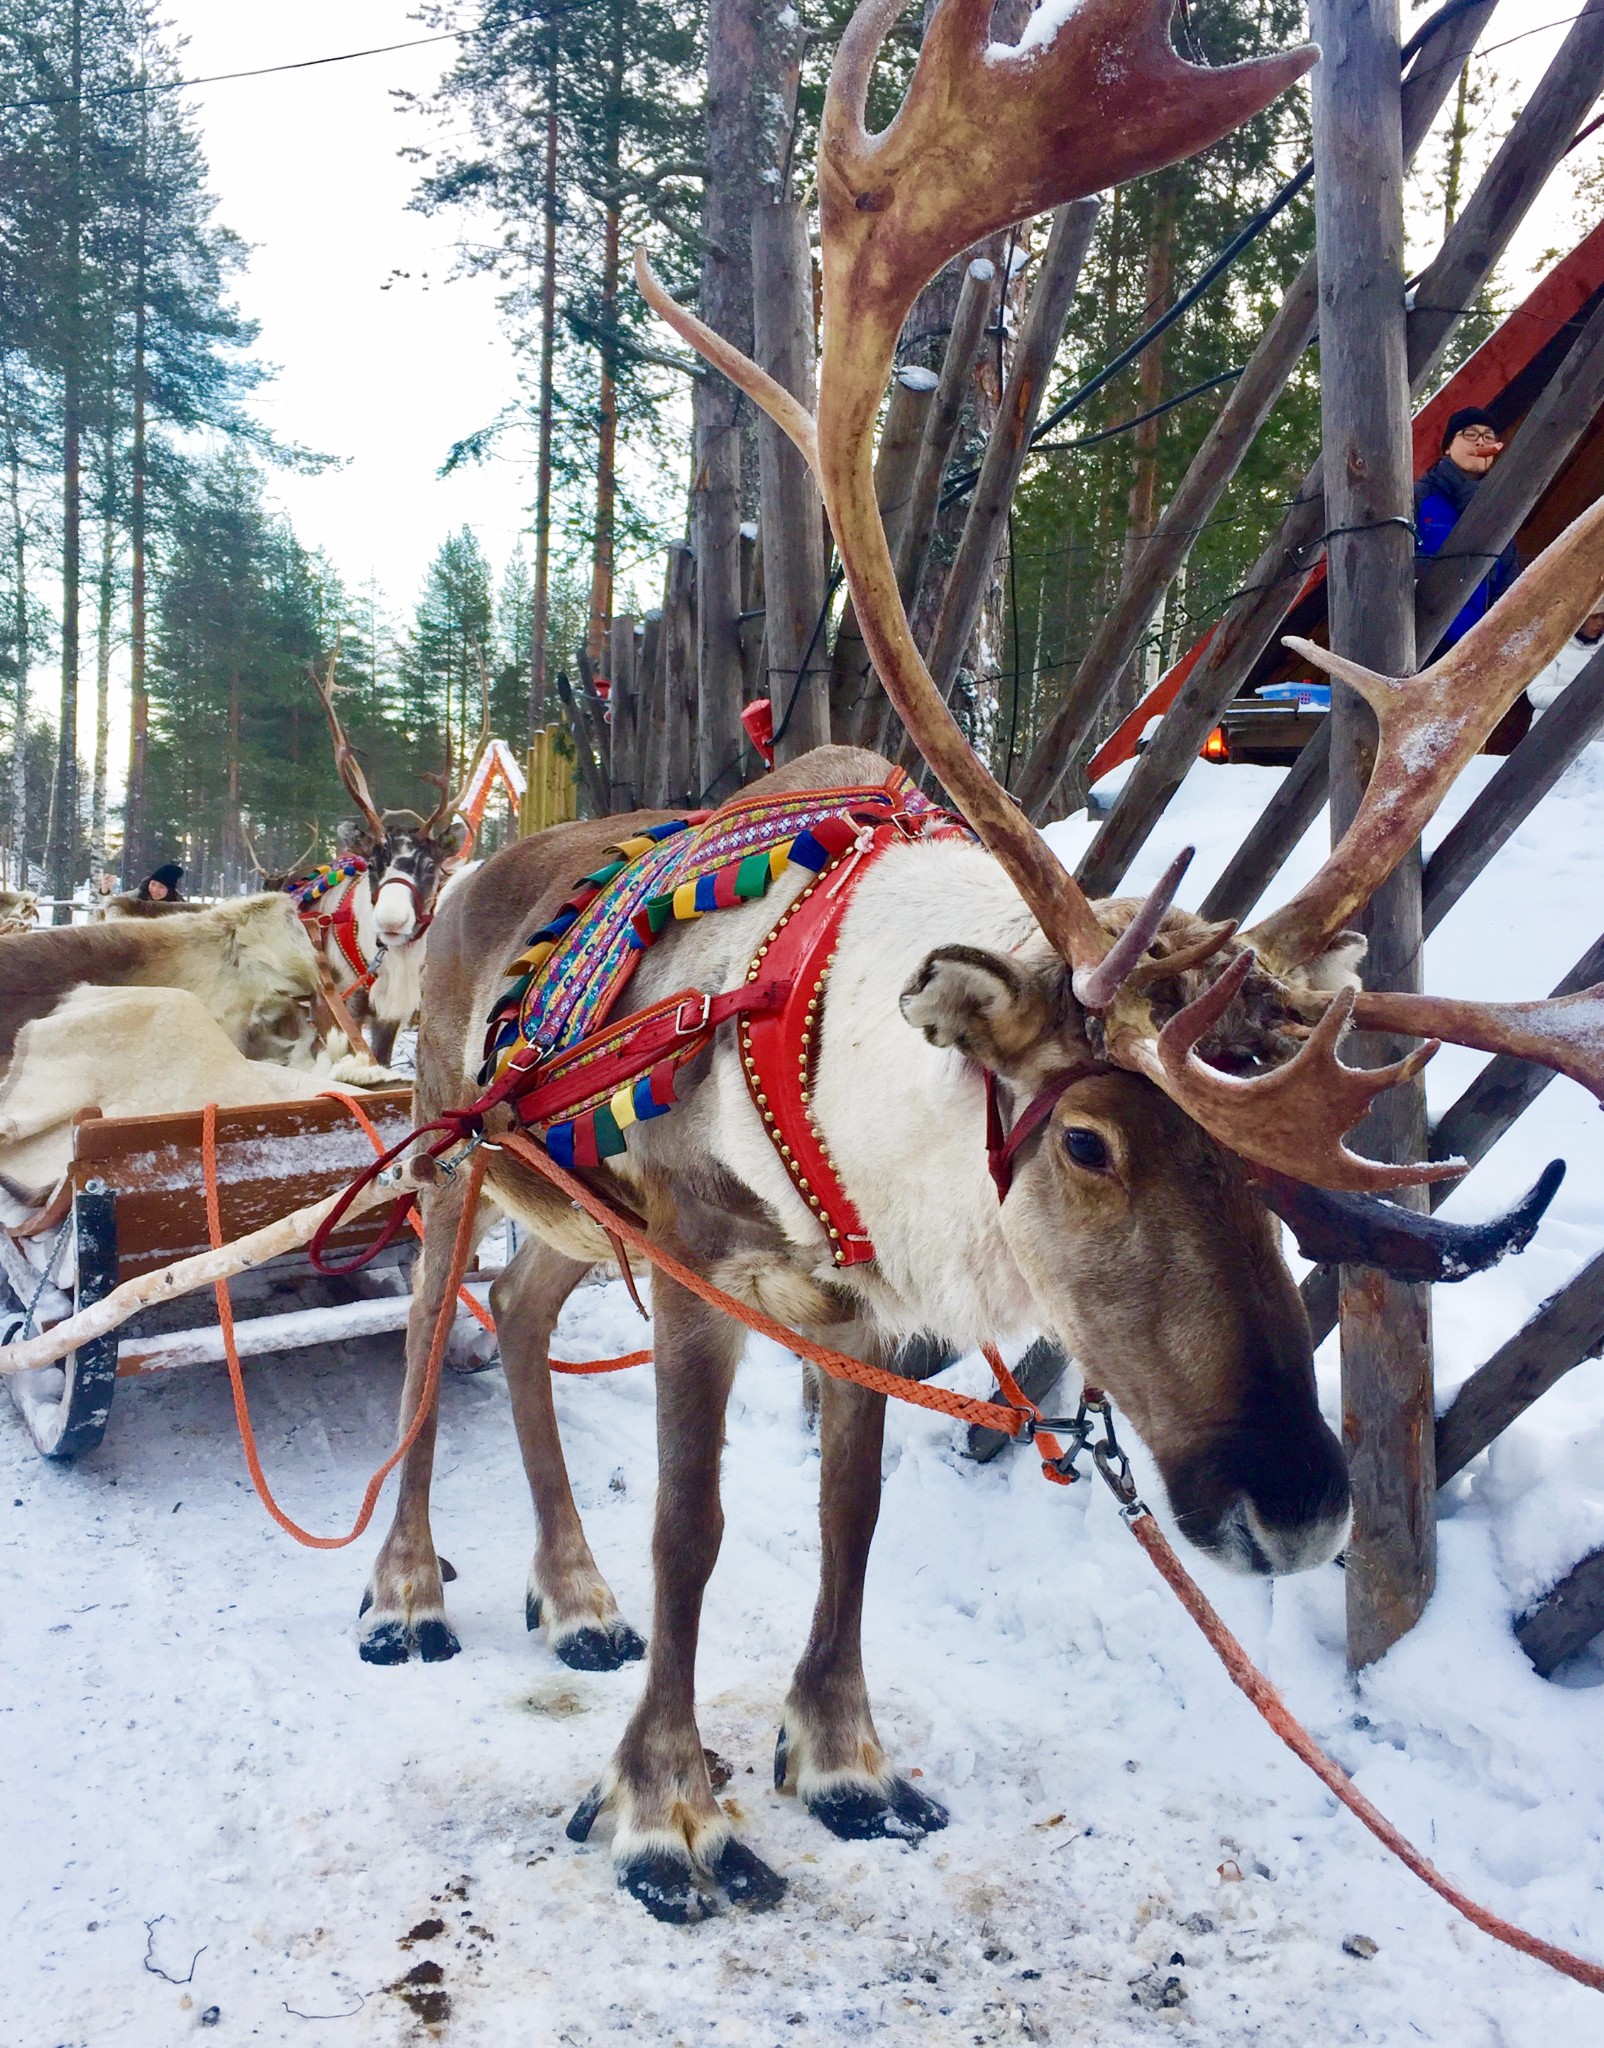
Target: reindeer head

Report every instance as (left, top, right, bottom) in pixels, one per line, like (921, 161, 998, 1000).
(310, 643, 490, 949)
(643, 0, 1604, 1572)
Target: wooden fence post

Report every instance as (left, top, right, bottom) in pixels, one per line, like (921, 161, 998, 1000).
(1311, 0, 1435, 1672)
(608, 614, 640, 814)
(659, 541, 698, 807)
(753, 199, 830, 762)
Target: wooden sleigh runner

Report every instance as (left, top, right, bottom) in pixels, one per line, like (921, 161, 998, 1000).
(0, 1089, 498, 1460)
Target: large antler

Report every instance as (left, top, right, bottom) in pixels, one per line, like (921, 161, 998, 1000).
(421, 652, 494, 840)
(309, 635, 387, 844)
(638, 0, 1313, 974)
(1248, 499, 1604, 973)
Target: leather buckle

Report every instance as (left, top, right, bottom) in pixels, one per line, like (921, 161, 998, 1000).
(675, 992, 713, 1034)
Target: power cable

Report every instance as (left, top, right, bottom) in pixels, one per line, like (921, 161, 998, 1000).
(0, 31, 463, 113)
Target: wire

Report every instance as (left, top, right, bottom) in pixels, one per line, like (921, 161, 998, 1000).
(1477, 12, 1590, 58)
(1029, 367, 1246, 457)
(0, 31, 464, 112)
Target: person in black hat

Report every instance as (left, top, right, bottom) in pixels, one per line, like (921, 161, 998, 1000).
(1414, 405, 1519, 651)
(136, 861, 185, 903)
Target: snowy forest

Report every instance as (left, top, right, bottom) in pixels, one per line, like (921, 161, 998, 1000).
(0, 0, 1571, 895)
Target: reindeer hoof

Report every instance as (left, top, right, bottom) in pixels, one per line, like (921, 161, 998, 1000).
(415, 1618, 462, 1662)
(618, 1846, 714, 1925)
(710, 1837, 786, 1911)
(566, 1783, 606, 1843)
(807, 1775, 948, 1842)
(551, 1621, 646, 1672)
(358, 1615, 462, 1666)
(526, 1593, 542, 1631)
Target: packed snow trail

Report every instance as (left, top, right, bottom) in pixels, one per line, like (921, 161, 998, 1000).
(7, 752, 1604, 2045)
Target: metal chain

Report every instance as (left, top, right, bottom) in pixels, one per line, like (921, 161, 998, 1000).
(1024, 1388, 1146, 1515)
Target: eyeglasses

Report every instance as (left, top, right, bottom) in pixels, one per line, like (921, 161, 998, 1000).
(1454, 428, 1502, 448)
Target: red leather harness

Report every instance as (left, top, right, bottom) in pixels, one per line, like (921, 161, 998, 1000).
(299, 868, 375, 998)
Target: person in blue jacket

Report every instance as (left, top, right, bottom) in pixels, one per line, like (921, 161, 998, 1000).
(1414, 405, 1519, 649)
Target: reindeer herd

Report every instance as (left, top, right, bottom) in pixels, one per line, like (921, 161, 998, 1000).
(8, 0, 1604, 1942)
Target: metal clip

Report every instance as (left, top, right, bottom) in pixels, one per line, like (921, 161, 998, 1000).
(675, 991, 713, 1034)
(434, 1131, 487, 1182)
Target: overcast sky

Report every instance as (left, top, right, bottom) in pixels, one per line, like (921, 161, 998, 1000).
(166, 0, 532, 617)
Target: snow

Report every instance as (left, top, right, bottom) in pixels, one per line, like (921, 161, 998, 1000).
(8, 745, 1604, 2042)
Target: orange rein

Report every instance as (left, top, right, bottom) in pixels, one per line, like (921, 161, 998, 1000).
(197, 1103, 1604, 1996)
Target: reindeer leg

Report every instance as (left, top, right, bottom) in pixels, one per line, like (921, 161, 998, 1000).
(492, 1239, 646, 1671)
(779, 1356, 949, 1843)
(567, 1264, 784, 1922)
(358, 1173, 477, 1665)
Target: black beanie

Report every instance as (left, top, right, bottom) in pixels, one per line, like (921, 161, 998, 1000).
(1441, 405, 1501, 451)
(149, 862, 185, 889)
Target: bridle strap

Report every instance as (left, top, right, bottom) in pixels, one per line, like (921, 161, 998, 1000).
(985, 1063, 1101, 1202)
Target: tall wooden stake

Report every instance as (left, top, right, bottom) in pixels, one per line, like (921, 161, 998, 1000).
(753, 200, 828, 762)
(528, 19, 560, 745)
(1310, 0, 1433, 1671)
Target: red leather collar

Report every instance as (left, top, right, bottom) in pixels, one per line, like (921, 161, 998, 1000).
(301, 874, 372, 992)
(738, 823, 903, 1267)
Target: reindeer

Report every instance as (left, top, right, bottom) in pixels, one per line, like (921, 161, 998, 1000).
(301, 647, 490, 1067)
(355, 0, 1604, 1925)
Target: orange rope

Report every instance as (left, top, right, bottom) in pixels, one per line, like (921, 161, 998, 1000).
(1125, 1509, 1604, 1995)
(323, 1092, 649, 1375)
(494, 1129, 1028, 1436)
(201, 1101, 487, 1550)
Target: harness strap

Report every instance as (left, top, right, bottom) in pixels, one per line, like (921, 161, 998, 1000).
(985, 1064, 1101, 1201)
(492, 1126, 1033, 1439)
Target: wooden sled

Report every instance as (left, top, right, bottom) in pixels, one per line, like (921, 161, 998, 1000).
(0, 1090, 487, 1460)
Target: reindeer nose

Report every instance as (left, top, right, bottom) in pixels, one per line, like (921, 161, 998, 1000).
(1165, 1419, 1351, 1577)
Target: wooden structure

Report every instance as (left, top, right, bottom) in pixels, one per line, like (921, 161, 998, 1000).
(521, 728, 577, 836)
(1089, 221, 1604, 785)
(0, 1092, 498, 1460)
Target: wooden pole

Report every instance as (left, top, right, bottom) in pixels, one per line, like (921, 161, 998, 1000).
(1436, 1250, 1604, 1487)
(832, 372, 936, 746)
(608, 614, 639, 812)
(894, 255, 997, 616)
(1074, 1, 1604, 887)
(752, 199, 830, 762)
(659, 541, 698, 806)
(555, 669, 607, 818)
(920, 202, 1100, 718)
(0, 1173, 410, 1380)
(1517, 1544, 1604, 1676)
(1310, 0, 1434, 1672)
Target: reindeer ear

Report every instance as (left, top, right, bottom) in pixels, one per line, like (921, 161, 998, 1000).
(899, 945, 1058, 1071)
(335, 817, 376, 857)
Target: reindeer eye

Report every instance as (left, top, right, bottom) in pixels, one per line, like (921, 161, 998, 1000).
(1063, 1127, 1109, 1171)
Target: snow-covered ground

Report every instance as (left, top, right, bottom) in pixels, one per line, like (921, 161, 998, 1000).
(7, 747, 1604, 2045)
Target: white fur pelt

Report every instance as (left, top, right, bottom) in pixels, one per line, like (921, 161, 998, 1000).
(0, 984, 390, 1202)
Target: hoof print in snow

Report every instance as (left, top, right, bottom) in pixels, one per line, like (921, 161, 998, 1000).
(359, 1617, 461, 1666)
(390, 1958, 449, 2026)
(618, 1847, 714, 1924)
(710, 1836, 786, 1911)
(566, 1782, 606, 1842)
(552, 1621, 646, 1672)
(807, 1775, 948, 1842)
(1131, 1971, 1187, 2011)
